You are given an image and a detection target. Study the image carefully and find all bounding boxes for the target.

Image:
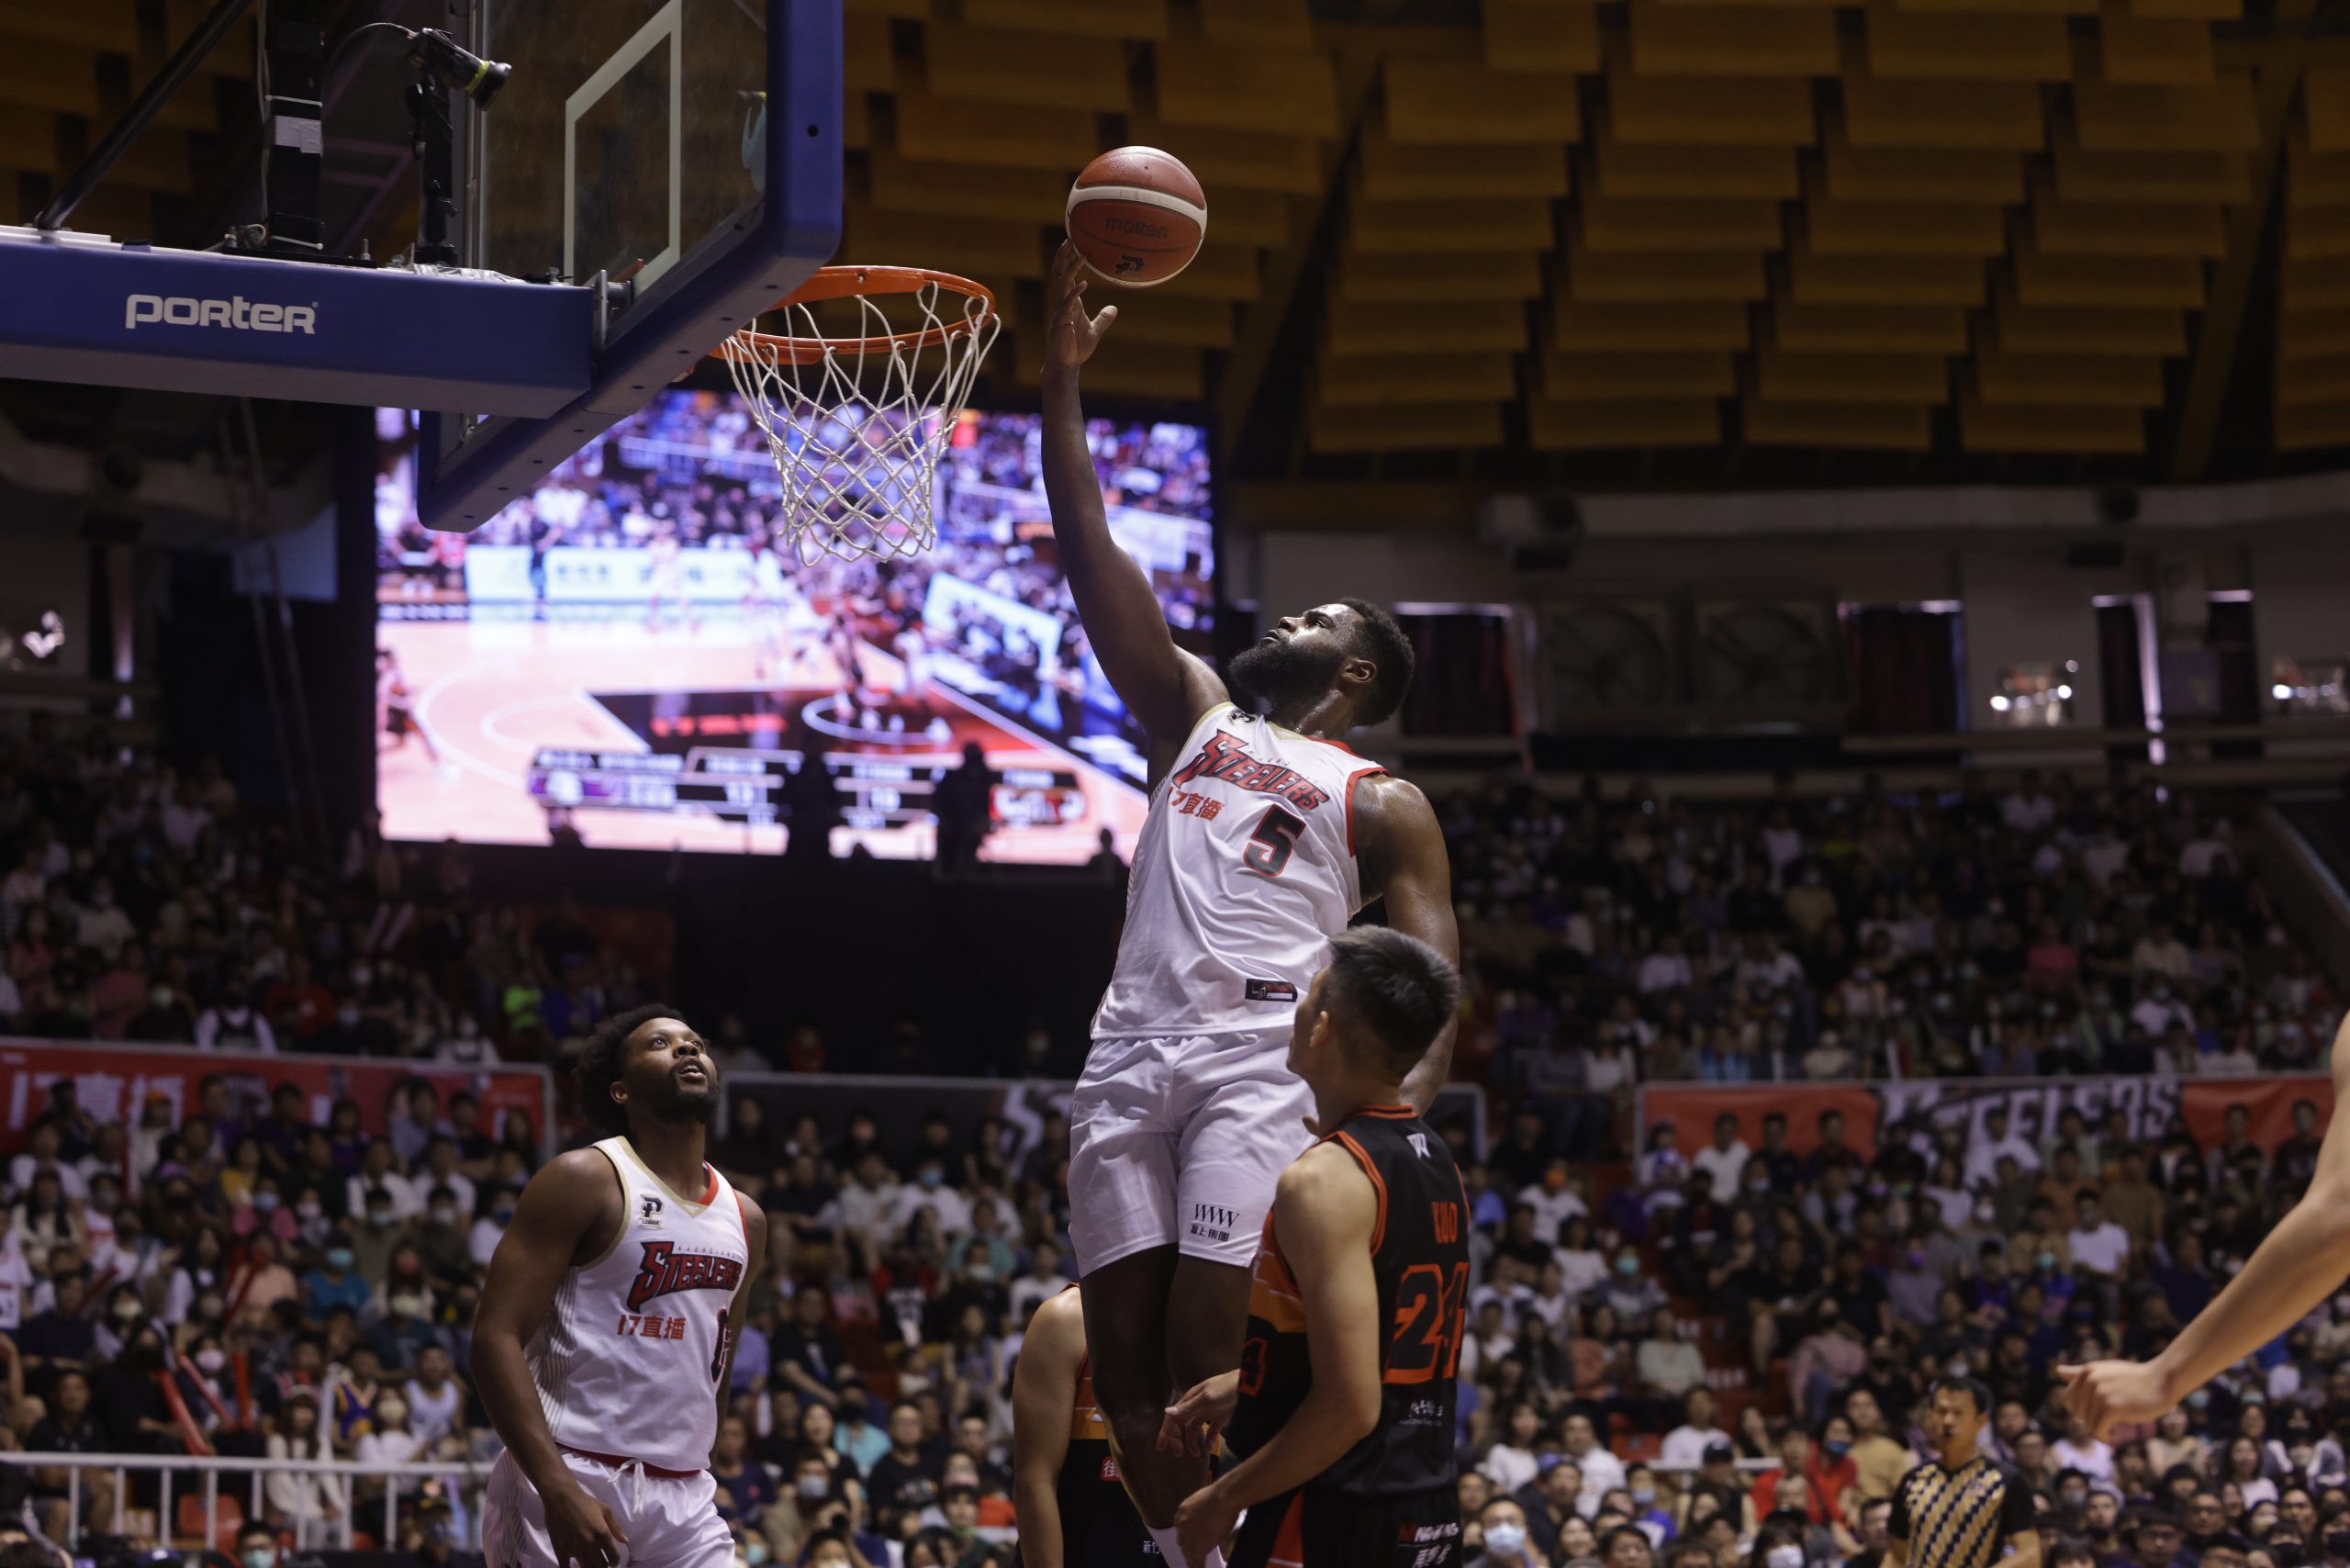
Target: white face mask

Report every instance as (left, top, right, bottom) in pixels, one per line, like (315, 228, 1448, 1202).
(1768, 1548, 1806, 1568)
(1484, 1523, 1528, 1559)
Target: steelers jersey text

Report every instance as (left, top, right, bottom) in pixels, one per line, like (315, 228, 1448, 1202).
(627, 1241, 744, 1312)
(1169, 733, 1333, 812)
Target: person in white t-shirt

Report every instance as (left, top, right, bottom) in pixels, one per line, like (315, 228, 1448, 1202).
(1479, 1402, 1543, 1495)
(401, 1345, 464, 1446)
(2066, 1190, 2132, 1278)
(2179, 823, 2231, 879)
(1659, 1388, 1731, 1472)
(1637, 933, 1695, 994)
(2050, 1410, 2115, 1484)
(1561, 1412, 1627, 1517)
(1518, 1160, 1589, 1242)
(1736, 935, 1805, 994)
(1691, 1114, 1750, 1197)
(1963, 1107, 2041, 1189)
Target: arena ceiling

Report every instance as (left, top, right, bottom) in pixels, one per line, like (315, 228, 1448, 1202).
(11, 0, 2350, 501)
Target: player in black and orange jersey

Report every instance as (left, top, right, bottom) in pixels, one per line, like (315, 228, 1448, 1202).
(1012, 1286, 1157, 1568)
(1157, 926, 1468, 1568)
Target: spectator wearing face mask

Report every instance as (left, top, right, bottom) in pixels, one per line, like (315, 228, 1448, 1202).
(353, 1389, 421, 1505)
(367, 1282, 439, 1373)
(237, 1520, 280, 1568)
(1479, 1497, 1550, 1568)
(892, 1155, 972, 1234)
(302, 1234, 370, 1318)
(1751, 1521, 1808, 1568)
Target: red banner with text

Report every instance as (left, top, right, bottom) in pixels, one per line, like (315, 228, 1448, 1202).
(0, 1036, 554, 1159)
(1641, 1074, 2332, 1161)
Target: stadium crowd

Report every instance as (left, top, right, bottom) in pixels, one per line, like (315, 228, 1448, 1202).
(0, 711, 2347, 1568)
(1449, 773, 2334, 1117)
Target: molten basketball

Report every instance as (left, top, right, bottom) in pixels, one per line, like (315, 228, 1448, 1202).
(1066, 147, 1207, 287)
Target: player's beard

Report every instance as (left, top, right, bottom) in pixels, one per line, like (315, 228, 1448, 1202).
(1227, 635, 1344, 711)
(646, 1074, 719, 1127)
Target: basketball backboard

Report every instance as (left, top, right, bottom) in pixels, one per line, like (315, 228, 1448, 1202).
(417, 0, 842, 532)
(0, 2, 836, 526)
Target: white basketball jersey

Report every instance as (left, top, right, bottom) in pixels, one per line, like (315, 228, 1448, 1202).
(526, 1137, 748, 1473)
(1093, 703, 1386, 1038)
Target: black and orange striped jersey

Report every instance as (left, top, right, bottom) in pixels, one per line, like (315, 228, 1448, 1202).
(1058, 1353, 1156, 1566)
(1225, 1102, 1469, 1498)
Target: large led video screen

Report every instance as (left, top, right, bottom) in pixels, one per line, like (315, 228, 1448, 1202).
(373, 398, 1214, 862)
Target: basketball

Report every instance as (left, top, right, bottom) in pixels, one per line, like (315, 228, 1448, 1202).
(1066, 146, 1208, 286)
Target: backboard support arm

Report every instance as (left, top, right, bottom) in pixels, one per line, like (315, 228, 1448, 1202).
(38, 0, 261, 233)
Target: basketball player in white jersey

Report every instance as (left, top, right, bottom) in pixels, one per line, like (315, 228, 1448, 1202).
(1039, 239, 1459, 1568)
(473, 1005, 767, 1568)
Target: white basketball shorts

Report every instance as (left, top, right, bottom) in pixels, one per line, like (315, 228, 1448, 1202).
(1067, 1028, 1316, 1272)
(483, 1450, 733, 1568)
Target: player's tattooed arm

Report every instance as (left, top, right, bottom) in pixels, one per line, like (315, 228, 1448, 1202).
(1039, 240, 1225, 745)
(1357, 775, 1460, 1114)
(711, 1194, 768, 1430)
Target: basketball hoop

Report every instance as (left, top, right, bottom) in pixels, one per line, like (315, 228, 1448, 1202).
(714, 265, 1000, 566)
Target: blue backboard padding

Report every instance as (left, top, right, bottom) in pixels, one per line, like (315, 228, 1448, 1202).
(0, 235, 593, 416)
(419, 0, 842, 532)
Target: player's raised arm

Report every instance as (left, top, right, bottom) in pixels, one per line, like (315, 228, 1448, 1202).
(1039, 240, 1225, 743)
(1359, 776, 1460, 1114)
(471, 1151, 630, 1568)
(1171, 1144, 1383, 1565)
(2059, 1012, 2350, 1436)
(1011, 1292, 1082, 1568)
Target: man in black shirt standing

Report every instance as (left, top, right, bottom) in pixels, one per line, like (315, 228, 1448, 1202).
(1890, 1377, 2042, 1568)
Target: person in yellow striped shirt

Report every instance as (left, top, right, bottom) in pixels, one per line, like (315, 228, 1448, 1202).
(1886, 1378, 2041, 1568)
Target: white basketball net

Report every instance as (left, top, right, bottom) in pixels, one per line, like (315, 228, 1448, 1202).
(719, 278, 1001, 566)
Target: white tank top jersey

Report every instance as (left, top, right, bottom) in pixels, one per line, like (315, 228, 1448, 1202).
(526, 1137, 748, 1473)
(1093, 702, 1388, 1039)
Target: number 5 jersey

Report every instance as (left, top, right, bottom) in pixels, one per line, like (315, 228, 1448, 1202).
(1091, 703, 1389, 1040)
(1226, 1103, 1471, 1496)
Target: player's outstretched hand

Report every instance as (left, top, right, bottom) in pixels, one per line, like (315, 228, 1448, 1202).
(1158, 1369, 1241, 1457)
(1045, 241, 1118, 373)
(544, 1481, 629, 1568)
(2055, 1358, 2176, 1440)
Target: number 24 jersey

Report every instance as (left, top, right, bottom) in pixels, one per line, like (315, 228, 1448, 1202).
(1226, 1104, 1471, 1497)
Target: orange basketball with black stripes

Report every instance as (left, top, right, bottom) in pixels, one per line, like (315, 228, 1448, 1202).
(1066, 146, 1208, 286)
